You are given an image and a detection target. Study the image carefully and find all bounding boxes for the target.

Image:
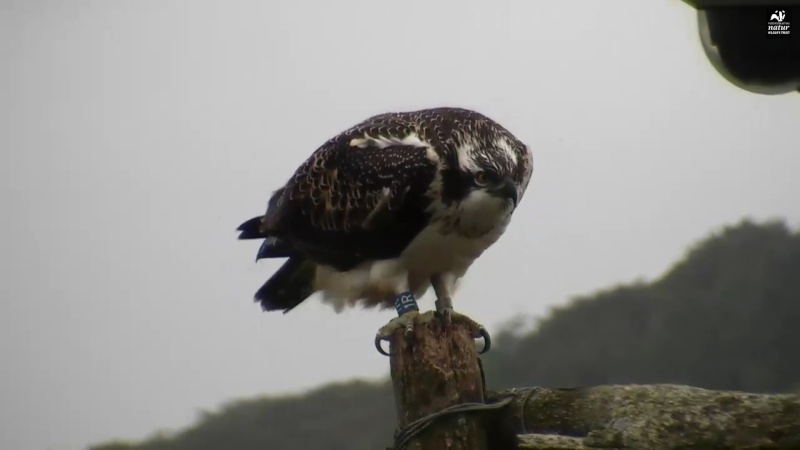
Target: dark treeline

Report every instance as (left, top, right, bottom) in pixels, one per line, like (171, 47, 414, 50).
(91, 218, 800, 450)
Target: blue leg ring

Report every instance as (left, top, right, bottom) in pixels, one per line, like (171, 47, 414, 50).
(394, 291, 419, 316)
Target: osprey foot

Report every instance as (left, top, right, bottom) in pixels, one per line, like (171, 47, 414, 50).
(374, 310, 436, 356)
(435, 308, 492, 354)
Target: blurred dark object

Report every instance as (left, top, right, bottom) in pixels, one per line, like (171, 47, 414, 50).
(684, 2, 799, 95)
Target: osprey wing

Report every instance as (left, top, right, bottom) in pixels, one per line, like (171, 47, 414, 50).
(262, 119, 440, 271)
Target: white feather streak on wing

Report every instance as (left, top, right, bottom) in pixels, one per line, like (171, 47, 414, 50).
(349, 132, 428, 149)
(348, 132, 440, 163)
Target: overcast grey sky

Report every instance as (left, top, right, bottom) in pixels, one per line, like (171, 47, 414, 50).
(1, 1, 798, 449)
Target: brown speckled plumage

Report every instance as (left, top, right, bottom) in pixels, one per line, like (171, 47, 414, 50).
(237, 107, 533, 312)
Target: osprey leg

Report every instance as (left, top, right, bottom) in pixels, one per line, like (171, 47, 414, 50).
(431, 274, 455, 325)
(431, 273, 492, 354)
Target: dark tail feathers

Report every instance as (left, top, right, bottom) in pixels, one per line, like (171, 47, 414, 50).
(238, 212, 314, 312)
(255, 256, 316, 313)
(237, 215, 293, 260)
(237, 216, 268, 240)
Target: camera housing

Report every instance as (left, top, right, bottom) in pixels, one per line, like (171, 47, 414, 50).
(692, 5, 799, 95)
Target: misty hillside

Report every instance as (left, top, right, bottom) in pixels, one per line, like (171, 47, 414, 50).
(91, 218, 800, 450)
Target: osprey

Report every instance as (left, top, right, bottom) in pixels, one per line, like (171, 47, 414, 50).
(237, 107, 533, 354)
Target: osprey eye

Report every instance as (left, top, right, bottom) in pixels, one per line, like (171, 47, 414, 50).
(474, 171, 491, 186)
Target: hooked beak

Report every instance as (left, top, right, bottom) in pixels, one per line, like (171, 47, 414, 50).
(488, 177, 518, 207)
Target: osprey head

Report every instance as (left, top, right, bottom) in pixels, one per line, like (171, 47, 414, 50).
(439, 132, 530, 216)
